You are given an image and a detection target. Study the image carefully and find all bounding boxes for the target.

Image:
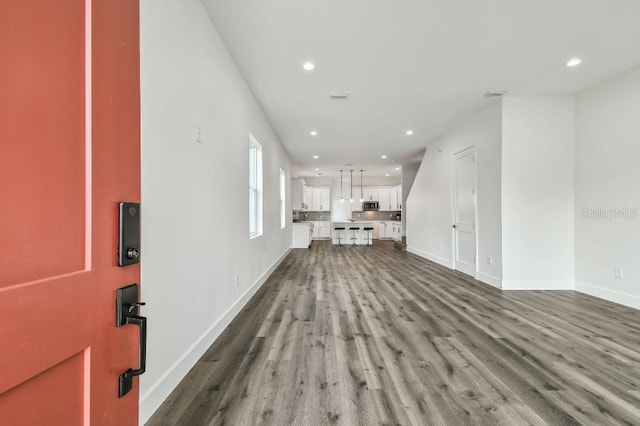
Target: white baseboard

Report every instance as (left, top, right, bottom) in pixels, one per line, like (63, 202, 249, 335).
(475, 272, 502, 289)
(575, 280, 640, 311)
(501, 279, 574, 291)
(406, 246, 453, 269)
(139, 248, 291, 425)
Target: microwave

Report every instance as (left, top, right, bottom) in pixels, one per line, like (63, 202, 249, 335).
(362, 201, 379, 211)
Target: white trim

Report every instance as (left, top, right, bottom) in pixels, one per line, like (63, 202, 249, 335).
(406, 246, 453, 269)
(475, 272, 502, 289)
(501, 279, 573, 291)
(575, 280, 640, 311)
(139, 248, 291, 425)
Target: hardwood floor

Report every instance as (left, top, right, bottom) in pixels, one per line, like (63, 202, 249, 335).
(147, 240, 640, 425)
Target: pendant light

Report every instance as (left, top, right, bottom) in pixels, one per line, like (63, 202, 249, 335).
(350, 170, 354, 202)
(359, 170, 364, 202)
(340, 170, 344, 202)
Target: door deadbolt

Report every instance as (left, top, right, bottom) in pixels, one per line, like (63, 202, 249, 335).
(127, 248, 140, 260)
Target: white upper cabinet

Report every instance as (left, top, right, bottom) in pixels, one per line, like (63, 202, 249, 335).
(291, 178, 307, 210)
(389, 187, 398, 210)
(307, 186, 330, 211)
(396, 185, 402, 210)
(378, 188, 391, 211)
(362, 187, 378, 202)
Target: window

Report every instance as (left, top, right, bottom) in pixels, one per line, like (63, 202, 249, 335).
(249, 135, 263, 238)
(279, 168, 286, 229)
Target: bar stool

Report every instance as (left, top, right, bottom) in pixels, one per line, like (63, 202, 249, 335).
(362, 227, 374, 246)
(349, 226, 360, 245)
(334, 226, 345, 245)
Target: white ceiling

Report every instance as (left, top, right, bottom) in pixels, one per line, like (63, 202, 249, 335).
(202, 0, 640, 178)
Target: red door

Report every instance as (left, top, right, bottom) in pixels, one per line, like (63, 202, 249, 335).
(0, 0, 141, 424)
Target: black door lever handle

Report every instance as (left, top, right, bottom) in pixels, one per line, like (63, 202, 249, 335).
(116, 283, 148, 398)
(119, 314, 147, 398)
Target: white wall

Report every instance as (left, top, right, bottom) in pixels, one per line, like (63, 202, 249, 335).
(501, 97, 575, 290)
(574, 66, 640, 309)
(401, 162, 420, 236)
(139, 0, 291, 423)
(406, 101, 503, 287)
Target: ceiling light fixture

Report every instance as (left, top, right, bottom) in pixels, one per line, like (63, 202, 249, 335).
(315, 168, 319, 171)
(360, 170, 364, 203)
(406, 130, 414, 136)
(310, 130, 318, 136)
(350, 170, 354, 202)
(395, 167, 400, 171)
(340, 170, 344, 202)
(566, 57, 582, 67)
(385, 173, 390, 177)
(381, 155, 387, 159)
(313, 155, 319, 159)
(303, 61, 315, 71)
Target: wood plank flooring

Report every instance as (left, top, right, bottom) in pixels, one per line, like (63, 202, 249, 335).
(147, 240, 640, 425)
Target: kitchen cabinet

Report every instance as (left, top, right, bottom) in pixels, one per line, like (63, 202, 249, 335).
(390, 221, 402, 240)
(307, 186, 330, 211)
(305, 188, 313, 208)
(379, 221, 402, 240)
(292, 222, 312, 248)
(360, 186, 401, 210)
(362, 187, 378, 202)
(291, 178, 307, 210)
(378, 188, 392, 211)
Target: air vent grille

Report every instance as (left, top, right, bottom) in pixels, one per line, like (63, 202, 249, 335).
(484, 90, 509, 98)
(330, 92, 350, 99)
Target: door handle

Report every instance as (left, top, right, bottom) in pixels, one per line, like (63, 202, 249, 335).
(119, 315, 147, 398)
(116, 283, 147, 398)
(452, 224, 457, 228)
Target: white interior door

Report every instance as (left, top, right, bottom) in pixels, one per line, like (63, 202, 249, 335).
(453, 147, 476, 276)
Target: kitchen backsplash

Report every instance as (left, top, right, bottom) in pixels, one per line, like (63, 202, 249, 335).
(293, 210, 401, 221)
(351, 210, 401, 220)
(293, 211, 331, 221)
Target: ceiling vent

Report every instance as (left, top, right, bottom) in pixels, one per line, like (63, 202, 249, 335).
(330, 92, 350, 99)
(484, 90, 509, 98)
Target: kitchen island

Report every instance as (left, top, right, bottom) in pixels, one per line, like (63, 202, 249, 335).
(331, 221, 374, 245)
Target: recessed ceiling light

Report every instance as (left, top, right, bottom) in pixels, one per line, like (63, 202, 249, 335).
(406, 130, 414, 136)
(395, 167, 400, 171)
(385, 173, 390, 177)
(313, 155, 319, 159)
(566, 57, 582, 67)
(315, 168, 319, 171)
(310, 130, 318, 136)
(381, 155, 387, 159)
(303, 61, 315, 71)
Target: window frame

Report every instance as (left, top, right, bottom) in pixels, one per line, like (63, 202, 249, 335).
(249, 135, 263, 239)
(279, 168, 286, 229)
